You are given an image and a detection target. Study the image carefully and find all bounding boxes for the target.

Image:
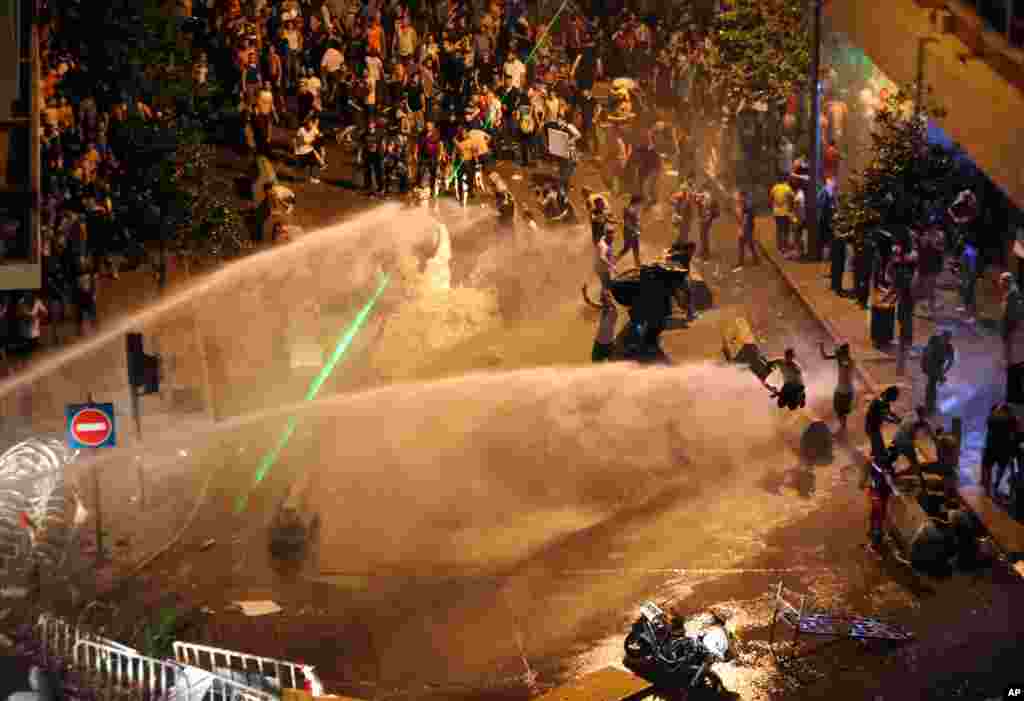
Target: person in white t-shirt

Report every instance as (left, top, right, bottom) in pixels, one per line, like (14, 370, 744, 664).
(294, 115, 323, 184)
(504, 55, 526, 90)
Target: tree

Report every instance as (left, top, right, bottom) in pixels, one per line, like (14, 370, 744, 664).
(710, 0, 811, 106)
(833, 85, 964, 247)
(60, 0, 242, 284)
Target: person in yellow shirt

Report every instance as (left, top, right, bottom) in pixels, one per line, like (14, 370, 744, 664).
(769, 177, 795, 253)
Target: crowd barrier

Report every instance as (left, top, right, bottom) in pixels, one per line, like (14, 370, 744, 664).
(32, 613, 314, 701)
(172, 641, 322, 695)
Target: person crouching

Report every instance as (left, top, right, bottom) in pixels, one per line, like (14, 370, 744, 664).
(765, 348, 806, 410)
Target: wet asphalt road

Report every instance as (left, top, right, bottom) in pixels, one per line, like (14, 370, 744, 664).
(41, 123, 1024, 701)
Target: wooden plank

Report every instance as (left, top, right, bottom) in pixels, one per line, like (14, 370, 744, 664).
(531, 667, 652, 701)
(958, 486, 1024, 557)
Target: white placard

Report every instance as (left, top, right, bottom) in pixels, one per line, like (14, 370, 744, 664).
(547, 128, 571, 159)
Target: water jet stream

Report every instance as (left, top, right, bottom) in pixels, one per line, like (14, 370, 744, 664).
(236, 273, 391, 513)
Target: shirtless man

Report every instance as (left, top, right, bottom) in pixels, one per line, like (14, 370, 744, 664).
(821, 342, 855, 432)
(764, 348, 806, 410)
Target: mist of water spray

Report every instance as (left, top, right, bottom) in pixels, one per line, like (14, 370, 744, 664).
(0, 204, 489, 405)
(236, 272, 392, 513)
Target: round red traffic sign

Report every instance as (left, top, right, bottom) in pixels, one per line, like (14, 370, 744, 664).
(70, 407, 113, 447)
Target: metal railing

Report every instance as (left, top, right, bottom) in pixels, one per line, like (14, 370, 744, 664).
(74, 639, 276, 701)
(172, 640, 322, 694)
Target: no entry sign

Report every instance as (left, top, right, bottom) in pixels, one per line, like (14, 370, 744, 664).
(66, 403, 117, 449)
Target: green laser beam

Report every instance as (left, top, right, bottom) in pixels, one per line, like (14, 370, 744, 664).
(234, 273, 391, 514)
(445, 0, 571, 188)
(525, 0, 570, 66)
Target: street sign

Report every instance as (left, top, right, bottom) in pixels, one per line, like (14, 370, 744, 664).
(66, 403, 117, 449)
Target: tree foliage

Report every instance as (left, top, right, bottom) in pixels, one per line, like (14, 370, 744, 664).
(64, 0, 244, 271)
(710, 0, 811, 105)
(833, 86, 965, 245)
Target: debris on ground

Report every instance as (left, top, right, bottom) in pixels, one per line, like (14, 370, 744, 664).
(232, 600, 283, 616)
(200, 538, 217, 551)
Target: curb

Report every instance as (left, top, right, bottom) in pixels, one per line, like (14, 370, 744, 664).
(753, 219, 883, 398)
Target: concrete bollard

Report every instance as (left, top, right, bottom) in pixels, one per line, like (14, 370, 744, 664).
(778, 407, 833, 464)
(886, 491, 950, 568)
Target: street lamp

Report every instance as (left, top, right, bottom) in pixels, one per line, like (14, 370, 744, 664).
(806, 0, 824, 261)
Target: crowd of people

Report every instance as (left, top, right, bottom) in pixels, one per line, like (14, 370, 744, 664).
(1, 4, 165, 369)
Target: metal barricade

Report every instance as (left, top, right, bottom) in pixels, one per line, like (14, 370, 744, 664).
(37, 613, 136, 662)
(74, 639, 275, 701)
(172, 640, 320, 693)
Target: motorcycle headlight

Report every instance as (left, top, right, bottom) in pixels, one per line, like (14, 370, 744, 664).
(701, 627, 730, 660)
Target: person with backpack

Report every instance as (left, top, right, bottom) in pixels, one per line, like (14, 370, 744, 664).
(696, 187, 720, 260)
(921, 330, 955, 415)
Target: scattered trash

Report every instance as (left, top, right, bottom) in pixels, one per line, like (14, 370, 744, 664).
(200, 539, 216, 551)
(665, 170, 680, 177)
(511, 174, 523, 180)
(0, 586, 28, 599)
(74, 496, 90, 524)
(0, 634, 13, 648)
(232, 600, 283, 616)
(200, 607, 215, 615)
(733, 266, 743, 274)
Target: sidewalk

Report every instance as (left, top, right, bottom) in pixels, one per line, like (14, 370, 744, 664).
(754, 218, 1007, 490)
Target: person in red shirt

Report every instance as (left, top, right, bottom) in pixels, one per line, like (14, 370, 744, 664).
(823, 139, 840, 181)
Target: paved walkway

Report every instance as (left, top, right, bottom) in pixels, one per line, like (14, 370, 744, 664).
(754, 218, 1008, 494)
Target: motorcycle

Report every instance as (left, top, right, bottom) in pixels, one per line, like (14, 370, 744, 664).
(623, 602, 731, 692)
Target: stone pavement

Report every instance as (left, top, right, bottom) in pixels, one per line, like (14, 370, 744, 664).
(754, 218, 1008, 493)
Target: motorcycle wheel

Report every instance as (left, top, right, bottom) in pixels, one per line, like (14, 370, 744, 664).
(702, 669, 725, 692)
(623, 632, 655, 664)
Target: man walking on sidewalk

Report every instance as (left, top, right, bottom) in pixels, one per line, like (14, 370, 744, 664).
(734, 189, 758, 268)
(770, 175, 794, 254)
(981, 401, 1017, 500)
(1000, 272, 1024, 404)
(830, 231, 850, 295)
(921, 330, 955, 415)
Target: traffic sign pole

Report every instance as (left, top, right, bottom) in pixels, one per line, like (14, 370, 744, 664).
(131, 386, 145, 508)
(85, 394, 105, 567)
